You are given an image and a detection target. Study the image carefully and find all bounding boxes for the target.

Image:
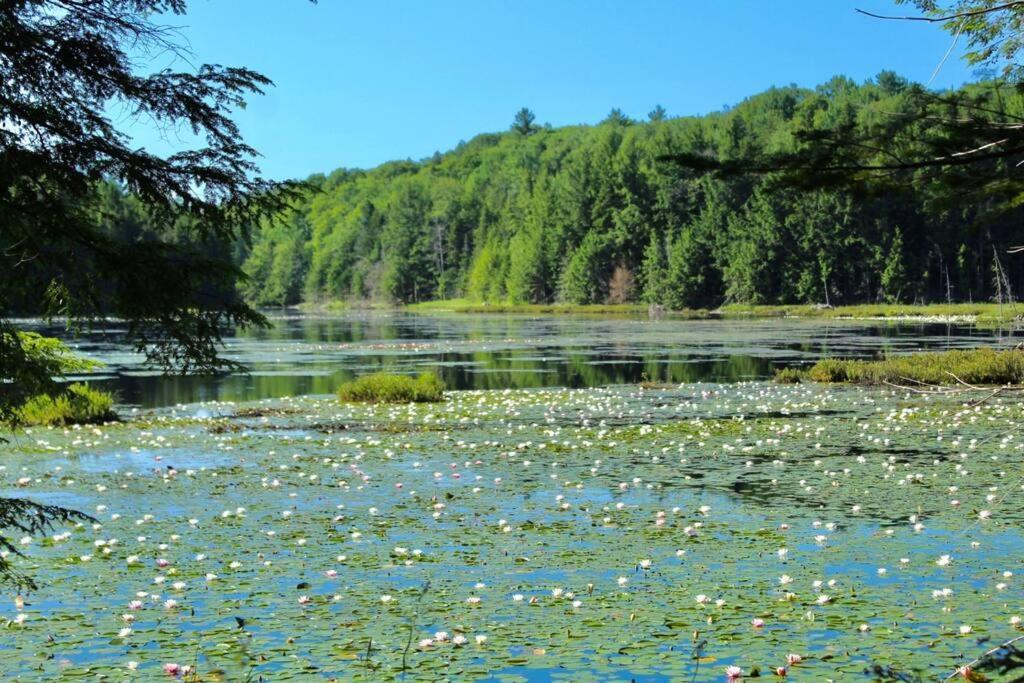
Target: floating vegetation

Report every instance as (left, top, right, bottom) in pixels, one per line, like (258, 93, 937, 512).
(338, 372, 445, 403)
(803, 348, 1024, 386)
(1, 382, 1023, 679)
(11, 383, 117, 427)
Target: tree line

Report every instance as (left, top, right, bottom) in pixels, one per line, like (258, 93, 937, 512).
(15, 73, 1022, 315)
(238, 74, 1024, 309)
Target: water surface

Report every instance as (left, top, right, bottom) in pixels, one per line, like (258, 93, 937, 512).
(28, 311, 1021, 407)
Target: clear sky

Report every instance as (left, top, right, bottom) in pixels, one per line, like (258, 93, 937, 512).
(129, 0, 975, 180)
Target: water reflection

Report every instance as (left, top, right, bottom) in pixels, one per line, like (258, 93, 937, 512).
(23, 311, 1020, 408)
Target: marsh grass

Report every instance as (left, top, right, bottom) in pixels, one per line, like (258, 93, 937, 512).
(794, 348, 1024, 385)
(337, 372, 445, 403)
(406, 299, 674, 316)
(719, 302, 1021, 323)
(13, 383, 117, 426)
(772, 367, 807, 384)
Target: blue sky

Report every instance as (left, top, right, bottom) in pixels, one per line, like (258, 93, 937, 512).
(128, 0, 974, 180)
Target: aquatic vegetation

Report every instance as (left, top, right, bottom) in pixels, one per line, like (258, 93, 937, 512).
(805, 348, 1024, 385)
(772, 367, 807, 384)
(338, 372, 445, 403)
(11, 382, 117, 426)
(1, 382, 1023, 679)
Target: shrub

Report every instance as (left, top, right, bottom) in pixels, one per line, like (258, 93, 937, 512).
(13, 383, 118, 426)
(337, 372, 445, 403)
(805, 348, 1024, 385)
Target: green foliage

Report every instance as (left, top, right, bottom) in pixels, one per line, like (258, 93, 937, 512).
(0, 329, 99, 423)
(337, 372, 445, 404)
(1, 1, 300, 377)
(880, 228, 909, 303)
(239, 75, 1024, 311)
(773, 367, 807, 383)
(13, 383, 117, 427)
(511, 107, 537, 135)
(559, 232, 610, 304)
(805, 348, 1024, 385)
(898, 1, 1024, 81)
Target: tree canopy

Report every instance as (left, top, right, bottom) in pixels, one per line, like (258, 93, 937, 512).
(241, 81, 1024, 310)
(0, 0, 299, 585)
(669, 1, 1024, 243)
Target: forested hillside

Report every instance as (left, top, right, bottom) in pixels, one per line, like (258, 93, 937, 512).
(242, 74, 1024, 308)
(76, 74, 1024, 311)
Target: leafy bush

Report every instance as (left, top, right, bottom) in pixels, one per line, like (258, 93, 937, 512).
(337, 372, 445, 403)
(13, 383, 118, 427)
(0, 328, 100, 422)
(805, 348, 1024, 385)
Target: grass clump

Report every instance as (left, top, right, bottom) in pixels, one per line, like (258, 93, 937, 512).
(773, 367, 808, 384)
(805, 348, 1024, 385)
(337, 372, 445, 403)
(13, 383, 118, 426)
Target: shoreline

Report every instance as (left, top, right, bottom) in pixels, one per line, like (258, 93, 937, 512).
(295, 300, 1024, 324)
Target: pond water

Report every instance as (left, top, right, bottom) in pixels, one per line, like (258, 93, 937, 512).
(4, 313, 1024, 680)
(25, 311, 1022, 407)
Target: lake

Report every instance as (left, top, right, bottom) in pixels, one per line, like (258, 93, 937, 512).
(25, 311, 1018, 406)
(4, 313, 1024, 680)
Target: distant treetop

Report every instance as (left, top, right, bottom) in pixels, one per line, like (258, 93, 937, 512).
(511, 107, 537, 135)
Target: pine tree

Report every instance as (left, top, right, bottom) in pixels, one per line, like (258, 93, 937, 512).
(511, 107, 537, 135)
(881, 228, 909, 303)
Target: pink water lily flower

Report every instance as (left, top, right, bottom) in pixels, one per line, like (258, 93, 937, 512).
(163, 662, 181, 677)
(725, 665, 743, 681)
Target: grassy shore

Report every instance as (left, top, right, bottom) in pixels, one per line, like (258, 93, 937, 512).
(406, 300, 1022, 323)
(717, 302, 1021, 323)
(296, 298, 1024, 323)
(404, 299, 683, 316)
